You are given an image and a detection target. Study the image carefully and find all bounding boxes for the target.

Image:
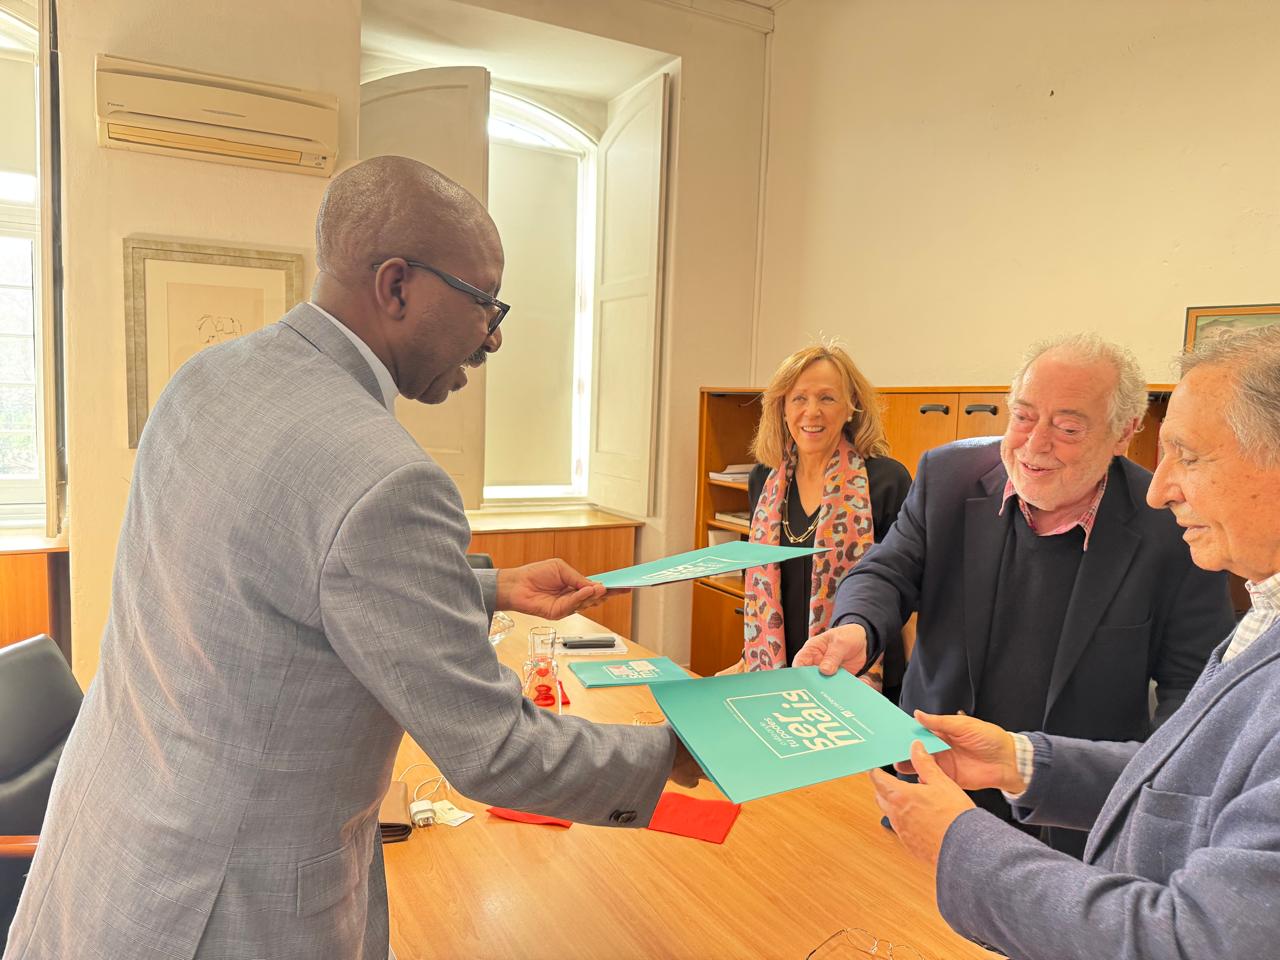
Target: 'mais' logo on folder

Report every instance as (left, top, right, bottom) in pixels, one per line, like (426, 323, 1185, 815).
(726, 688, 866, 759)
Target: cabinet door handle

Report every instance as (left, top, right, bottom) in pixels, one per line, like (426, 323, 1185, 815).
(918, 403, 951, 415)
(733, 607, 744, 616)
(964, 403, 999, 416)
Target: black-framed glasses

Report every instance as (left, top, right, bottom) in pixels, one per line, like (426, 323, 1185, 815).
(373, 258, 510, 335)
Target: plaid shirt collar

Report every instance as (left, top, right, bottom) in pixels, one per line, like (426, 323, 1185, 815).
(1246, 571, 1280, 614)
(999, 472, 1108, 551)
(1223, 570, 1280, 663)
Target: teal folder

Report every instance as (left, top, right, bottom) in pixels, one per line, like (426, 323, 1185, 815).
(650, 667, 949, 803)
(568, 657, 690, 688)
(589, 541, 829, 589)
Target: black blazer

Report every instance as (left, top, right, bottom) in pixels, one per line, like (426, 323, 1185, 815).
(833, 438, 1235, 741)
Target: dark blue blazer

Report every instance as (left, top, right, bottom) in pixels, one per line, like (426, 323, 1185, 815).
(833, 438, 1235, 741)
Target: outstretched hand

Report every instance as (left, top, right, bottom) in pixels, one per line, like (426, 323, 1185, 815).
(895, 711, 1026, 794)
(669, 740, 707, 788)
(495, 559, 608, 620)
(792, 623, 869, 676)
(869, 740, 975, 866)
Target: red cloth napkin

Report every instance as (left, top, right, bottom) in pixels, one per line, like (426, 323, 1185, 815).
(646, 792, 741, 844)
(558, 681, 571, 706)
(486, 806, 573, 828)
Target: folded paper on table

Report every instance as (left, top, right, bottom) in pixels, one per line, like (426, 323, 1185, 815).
(650, 667, 949, 804)
(646, 792, 741, 844)
(588, 541, 829, 589)
(568, 657, 690, 688)
(487, 806, 573, 827)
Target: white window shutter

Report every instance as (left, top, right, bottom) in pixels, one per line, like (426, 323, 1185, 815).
(587, 72, 669, 518)
(360, 66, 490, 508)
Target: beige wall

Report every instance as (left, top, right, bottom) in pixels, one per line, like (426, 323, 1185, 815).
(62, 0, 360, 683)
(485, 141, 578, 487)
(758, 0, 1280, 389)
(453, 0, 766, 663)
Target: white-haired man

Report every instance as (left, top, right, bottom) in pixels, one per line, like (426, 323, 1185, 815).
(797, 335, 1235, 854)
(870, 324, 1280, 959)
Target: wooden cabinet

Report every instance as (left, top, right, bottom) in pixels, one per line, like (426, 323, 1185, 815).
(466, 508, 641, 637)
(689, 389, 761, 673)
(878, 388, 1009, 476)
(689, 580, 746, 676)
(689, 383, 1175, 672)
(0, 537, 70, 661)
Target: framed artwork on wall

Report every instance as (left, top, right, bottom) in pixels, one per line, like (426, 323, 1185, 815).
(1184, 303, 1280, 352)
(123, 236, 304, 447)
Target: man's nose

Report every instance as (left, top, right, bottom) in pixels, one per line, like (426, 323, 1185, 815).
(1147, 454, 1177, 509)
(1027, 420, 1054, 451)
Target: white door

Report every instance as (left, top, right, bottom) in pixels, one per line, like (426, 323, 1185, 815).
(587, 73, 670, 518)
(360, 66, 490, 508)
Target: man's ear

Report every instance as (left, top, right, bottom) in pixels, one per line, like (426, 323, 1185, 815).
(372, 259, 409, 317)
(1114, 416, 1141, 455)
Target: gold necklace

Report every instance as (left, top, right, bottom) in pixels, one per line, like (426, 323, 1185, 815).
(781, 485, 821, 544)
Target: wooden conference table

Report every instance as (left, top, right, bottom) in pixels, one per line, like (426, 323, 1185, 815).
(386, 612, 1001, 960)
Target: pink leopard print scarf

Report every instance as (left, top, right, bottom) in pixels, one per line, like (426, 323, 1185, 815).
(741, 436, 875, 671)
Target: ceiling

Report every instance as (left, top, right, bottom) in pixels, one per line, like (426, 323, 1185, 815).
(362, 0, 677, 103)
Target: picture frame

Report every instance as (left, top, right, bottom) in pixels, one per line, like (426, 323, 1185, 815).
(123, 236, 305, 447)
(1184, 303, 1280, 352)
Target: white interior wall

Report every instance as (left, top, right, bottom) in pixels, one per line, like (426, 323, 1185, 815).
(758, 0, 1280, 389)
(485, 141, 577, 487)
(61, 0, 360, 684)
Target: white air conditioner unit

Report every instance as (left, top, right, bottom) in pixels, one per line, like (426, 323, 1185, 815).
(95, 55, 339, 177)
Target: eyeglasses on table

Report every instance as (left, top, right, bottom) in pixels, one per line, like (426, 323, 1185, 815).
(806, 926, 927, 960)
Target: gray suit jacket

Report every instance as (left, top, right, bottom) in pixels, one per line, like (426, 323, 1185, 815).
(934, 621, 1280, 959)
(4, 304, 676, 960)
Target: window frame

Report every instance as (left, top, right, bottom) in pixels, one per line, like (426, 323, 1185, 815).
(0, 5, 42, 527)
(482, 91, 597, 504)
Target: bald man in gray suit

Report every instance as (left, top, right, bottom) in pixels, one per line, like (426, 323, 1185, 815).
(4, 157, 697, 960)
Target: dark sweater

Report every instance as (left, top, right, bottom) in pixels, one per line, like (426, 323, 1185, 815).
(747, 456, 911, 665)
(975, 508, 1084, 732)
(971, 506, 1085, 841)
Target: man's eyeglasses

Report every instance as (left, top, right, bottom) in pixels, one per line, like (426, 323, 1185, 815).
(807, 927, 928, 960)
(373, 258, 510, 336)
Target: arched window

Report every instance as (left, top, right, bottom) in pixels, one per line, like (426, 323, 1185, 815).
(483, 91, 596, 501)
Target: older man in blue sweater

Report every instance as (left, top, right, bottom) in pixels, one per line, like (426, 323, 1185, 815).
(862, 325, 1280, 959)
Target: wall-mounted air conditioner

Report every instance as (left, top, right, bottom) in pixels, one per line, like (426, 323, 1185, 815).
(95, 55, 339, 177)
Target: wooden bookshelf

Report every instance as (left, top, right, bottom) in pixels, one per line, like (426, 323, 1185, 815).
(690, 389, 761, 675)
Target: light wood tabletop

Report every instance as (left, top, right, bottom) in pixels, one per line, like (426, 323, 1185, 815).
(385, 611, 1002, 960)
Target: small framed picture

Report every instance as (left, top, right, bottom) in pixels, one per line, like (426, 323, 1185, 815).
(123, 237, 305, 447)
(1184, 303, 1280, 352)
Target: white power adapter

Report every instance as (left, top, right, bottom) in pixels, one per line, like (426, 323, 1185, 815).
(409, 799, 436, 828)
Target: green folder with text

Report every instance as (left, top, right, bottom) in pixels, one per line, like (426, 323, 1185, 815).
(651, 667, 949, 803)
(588, 541, 828, 589)
(568, 657, 690, 688)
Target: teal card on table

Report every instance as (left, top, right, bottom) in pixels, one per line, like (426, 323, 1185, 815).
(568, 657, 690, 688)
(588, 541, 829, 589)
(650, 667, 949, 803)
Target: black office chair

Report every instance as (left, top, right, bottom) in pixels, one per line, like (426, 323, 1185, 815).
(466, 552, 494, 569)
(0, 634, 82, 937)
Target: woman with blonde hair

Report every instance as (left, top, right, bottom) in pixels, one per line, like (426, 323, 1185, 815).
(729, 343, 910, 676)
